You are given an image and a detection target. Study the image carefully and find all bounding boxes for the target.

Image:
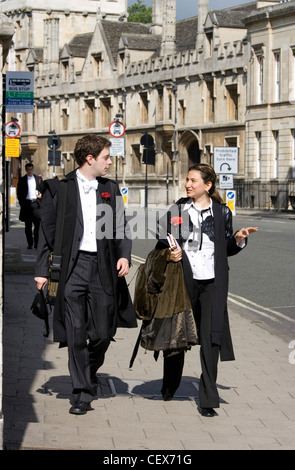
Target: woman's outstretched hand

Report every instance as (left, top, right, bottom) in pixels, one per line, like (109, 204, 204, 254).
(234, 227, 258, 245)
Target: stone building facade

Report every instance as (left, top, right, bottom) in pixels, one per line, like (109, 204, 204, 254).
(1, 0, 295, 209)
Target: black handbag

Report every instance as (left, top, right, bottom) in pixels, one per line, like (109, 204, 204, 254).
(31, 290, 50, 337)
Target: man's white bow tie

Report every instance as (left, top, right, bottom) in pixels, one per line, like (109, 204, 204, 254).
(83, 179, 98, 193)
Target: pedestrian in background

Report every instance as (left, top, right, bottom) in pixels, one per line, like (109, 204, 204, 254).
(155, 163, 258, 417)
(17, 162, 44, 249)
(34, 134, 136, 415)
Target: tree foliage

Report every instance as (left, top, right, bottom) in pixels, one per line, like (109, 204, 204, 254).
(127, 0, 152, 23)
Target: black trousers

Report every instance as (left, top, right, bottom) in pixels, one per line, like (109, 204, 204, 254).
(64, 251, 116, 404)
(162, 278, 220, 408)
(193, 279, 220, 408)
(24, 200, 40, 248)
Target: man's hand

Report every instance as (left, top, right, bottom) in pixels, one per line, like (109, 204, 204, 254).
(117, 258, 129, 277)
(34, 276, 48, 291)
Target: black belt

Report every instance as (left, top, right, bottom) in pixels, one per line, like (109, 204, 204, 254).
(194, 278, 214, 285)
(79, 250, 97, 256)
(27, 199, 37, 202)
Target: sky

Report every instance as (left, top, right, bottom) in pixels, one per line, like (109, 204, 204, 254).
(127, 0, 254, 20)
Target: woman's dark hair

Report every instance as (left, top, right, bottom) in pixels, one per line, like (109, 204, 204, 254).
(74, 134, 111, 167)
(188, 163, 223, 203)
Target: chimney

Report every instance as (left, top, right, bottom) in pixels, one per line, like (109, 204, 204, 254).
(151, 0, 163, 35)
(160, 0, 176, 56)
(196, 0, 209, 52)
(43, 18, 59, 64)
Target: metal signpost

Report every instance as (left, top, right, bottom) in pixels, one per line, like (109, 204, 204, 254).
(140, 133, 155, 208)
(109, 117, 125, 182)
(47, 131, 62, 176)
(4, 72, 34, 231)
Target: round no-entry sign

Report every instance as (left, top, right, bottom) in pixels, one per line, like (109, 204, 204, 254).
(5, 121, 21, 138)
(109, 121, 125, 138)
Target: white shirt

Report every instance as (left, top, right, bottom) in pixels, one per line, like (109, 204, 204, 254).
(182, 199, 215, 280)
(76, 169, 97, 252)
(26, 175, 37, 200)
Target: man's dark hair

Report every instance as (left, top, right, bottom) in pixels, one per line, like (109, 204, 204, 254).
(25, 162, 34, 169)
(74, 134, 111, 167)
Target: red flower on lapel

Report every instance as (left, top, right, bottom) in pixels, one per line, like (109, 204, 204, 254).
(170, 216, 183, 226)
(101, 192, 111, 202)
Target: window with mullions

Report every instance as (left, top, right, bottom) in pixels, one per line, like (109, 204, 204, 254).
(292, 129, 295, 179)
(291, 48, 295, 104)
(140, 92, 148, 124)
(256, 132, 261, 179)
(62, 61, 69, 82)
(179, 99, 186, 125)
(274, 51, 281, 103)
(100, 97, 111, 128)
(62, 108, 69, 131)
(206, 80, 215, 122)
(92, 53, 102, 78)
(257, 55, 263, 104)
(226, 85, 238, 121)
(273, 130, 279, 179)
(85, 99, 95, 128)
(168, 93, 173, 121)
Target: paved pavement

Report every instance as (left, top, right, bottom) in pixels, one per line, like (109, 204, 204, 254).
(2, 206, 295, 452)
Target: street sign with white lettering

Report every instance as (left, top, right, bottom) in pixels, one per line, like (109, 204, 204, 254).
(6, 71, 34, 113)
(110, 138, 125, 156)
(214, 147, 238, 174)
(219, 174, 234, 189)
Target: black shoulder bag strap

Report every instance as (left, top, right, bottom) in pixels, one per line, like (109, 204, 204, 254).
(221, 203, 226, 226)
(50, 182, 68, 283)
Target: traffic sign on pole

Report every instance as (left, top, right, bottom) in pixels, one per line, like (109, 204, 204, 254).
(5, 121, 21, 138)
(121, 187, 128, 207)
(5, 138, 20, 158)
(47, 133, 61, 149)
(110, 138, 125, 156)
(214, 147, 238, 174)
(109, 121, 125, 138)
(226, 190, 236, 215)
(6, 71, 34, 113)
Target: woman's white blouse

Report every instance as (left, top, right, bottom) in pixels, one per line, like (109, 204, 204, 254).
(182, 199, 215, 280)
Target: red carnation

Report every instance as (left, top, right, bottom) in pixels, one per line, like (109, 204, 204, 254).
(170, 217, 183, 226)
(101, 192, 111, 202)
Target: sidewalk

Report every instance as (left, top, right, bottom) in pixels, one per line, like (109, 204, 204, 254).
(2, 208, 295, 451)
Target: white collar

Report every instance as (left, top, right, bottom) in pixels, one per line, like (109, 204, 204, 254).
(184, 198, 213, 213)
(76, 168, 96, 183)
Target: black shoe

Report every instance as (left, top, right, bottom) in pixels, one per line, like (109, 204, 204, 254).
(162, 389, 175, 401)
(69, 401, 91, 415)
(200, 407, 217, 417)
(27, 245, 33, 249)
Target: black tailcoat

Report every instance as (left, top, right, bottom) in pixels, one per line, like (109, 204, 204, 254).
(35, 171, 137, 344)
(17, 173, 44, 221)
